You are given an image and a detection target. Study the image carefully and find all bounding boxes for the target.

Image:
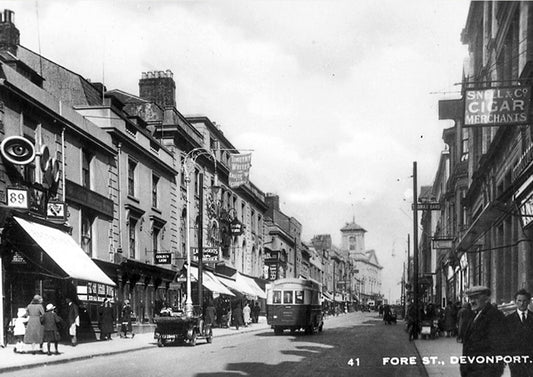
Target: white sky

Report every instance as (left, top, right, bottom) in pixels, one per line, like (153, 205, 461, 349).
(4, 0, 470, 302)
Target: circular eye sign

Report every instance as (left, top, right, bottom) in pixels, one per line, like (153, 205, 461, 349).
(0, 136, 36, 165)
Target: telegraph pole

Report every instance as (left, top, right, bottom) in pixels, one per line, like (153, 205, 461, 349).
(413, 162, 419, 337)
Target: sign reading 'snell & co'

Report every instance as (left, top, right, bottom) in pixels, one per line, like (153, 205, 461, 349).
(464, 86, 531, 127)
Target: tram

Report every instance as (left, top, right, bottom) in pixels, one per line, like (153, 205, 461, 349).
(266, 277, 324, 335)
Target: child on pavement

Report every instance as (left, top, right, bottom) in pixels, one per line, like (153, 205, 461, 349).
(12, 308, 28, 353)
(41, 304, 64, 355)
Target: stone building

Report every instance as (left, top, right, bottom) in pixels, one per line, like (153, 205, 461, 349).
(431, 1, 533, 306)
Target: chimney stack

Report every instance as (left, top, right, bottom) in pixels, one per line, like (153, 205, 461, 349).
(139, 69, 176, 109)
(0, 9, 19, 55)
(266, 193, 280, 211)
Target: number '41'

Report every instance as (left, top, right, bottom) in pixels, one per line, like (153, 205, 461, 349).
(347, 358, 360, 366)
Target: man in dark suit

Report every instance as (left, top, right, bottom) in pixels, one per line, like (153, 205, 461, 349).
(505, 289, 533, 377)
(66, 297, 79, 346)
(461, 286, 507, 377)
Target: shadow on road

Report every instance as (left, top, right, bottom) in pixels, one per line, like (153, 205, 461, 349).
(194, 314, 427, 377)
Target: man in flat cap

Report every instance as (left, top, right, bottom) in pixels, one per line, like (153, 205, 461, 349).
(461, 286, 508, 377)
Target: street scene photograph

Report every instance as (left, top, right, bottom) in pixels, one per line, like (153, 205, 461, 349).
(0, 1, 532, 376)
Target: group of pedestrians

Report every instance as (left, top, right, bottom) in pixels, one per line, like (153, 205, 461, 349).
(10, 294, 137, 355)
(231, 300, 261, 330)
(458, 286, 533, 377)
(11, 295, 80, 355)
(414, 286, 533, 377)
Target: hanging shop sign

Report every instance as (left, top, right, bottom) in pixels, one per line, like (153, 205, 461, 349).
(431, 238, 453, 249)
(518, 192, 533, 229)
(0, 135, 36, 165)
(464, 86, 531, 127)
(46, 200, 66, 220)
(230, 218, 244, 235)
(228, 153, 252, 188)
(154, 253, 172, 264)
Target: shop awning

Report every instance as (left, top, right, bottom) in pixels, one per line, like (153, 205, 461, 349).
(216, 274, 257, 299)
(322, 292, 334, 301)
(187, 266, 235, 296)
(14, 217, 115, 286)
(233, 272, 267, 299)
(456, 200, 507, 252)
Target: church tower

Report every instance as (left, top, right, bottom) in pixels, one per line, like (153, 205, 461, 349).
(340, 217, 366, 260)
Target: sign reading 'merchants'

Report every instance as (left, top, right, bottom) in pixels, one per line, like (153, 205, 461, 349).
(464, 86, 530, 127)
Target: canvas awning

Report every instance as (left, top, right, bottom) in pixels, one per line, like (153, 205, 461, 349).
(233, 272, 266, 299)
(216, 274, 257, 299)
(322, 292, 334, 301)
(187, 266, 234, 296)
(456, 201, 507, 252)
(14, 217, 115, 286)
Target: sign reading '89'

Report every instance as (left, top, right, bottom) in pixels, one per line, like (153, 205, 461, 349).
(6, 187, 29, 209)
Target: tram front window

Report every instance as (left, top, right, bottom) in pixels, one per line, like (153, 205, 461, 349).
(283, 291, 293, 304)
(295, 290, 304, 304)
(273, 290, 282, 304)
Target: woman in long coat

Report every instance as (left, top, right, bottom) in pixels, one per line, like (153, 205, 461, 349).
(24, 294, 44, 353)
(232, 300, 244, 330)
(98, 299, 115, 340)
(443, 303, 458, 337)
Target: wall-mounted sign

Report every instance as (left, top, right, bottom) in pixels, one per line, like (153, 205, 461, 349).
(464, 86, 531, 127)
(6, 187, 29, 209)
(191, 247, 219, 261)
(412, 202, 441, 211)
(432, 238, 453, 249)
(155, 253, 172, 264)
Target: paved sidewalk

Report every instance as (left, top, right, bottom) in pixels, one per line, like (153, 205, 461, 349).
(0, 316, 271, 373)
(415, 335, 511, 377)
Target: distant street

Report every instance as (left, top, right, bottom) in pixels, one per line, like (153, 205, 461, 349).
(2, 312, 426, 377)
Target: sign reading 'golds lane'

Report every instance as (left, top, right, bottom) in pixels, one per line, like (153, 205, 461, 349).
(464, 86, 531, 127)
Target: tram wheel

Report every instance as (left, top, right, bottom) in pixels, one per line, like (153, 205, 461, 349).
(274, 327, 283, 335)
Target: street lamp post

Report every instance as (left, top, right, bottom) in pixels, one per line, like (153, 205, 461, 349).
(182, 148, 217, 318)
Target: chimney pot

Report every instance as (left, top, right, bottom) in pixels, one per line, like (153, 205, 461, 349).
(139, 68, 176, 109)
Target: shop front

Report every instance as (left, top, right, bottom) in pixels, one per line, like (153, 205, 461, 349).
(1, 214, 116, 342)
